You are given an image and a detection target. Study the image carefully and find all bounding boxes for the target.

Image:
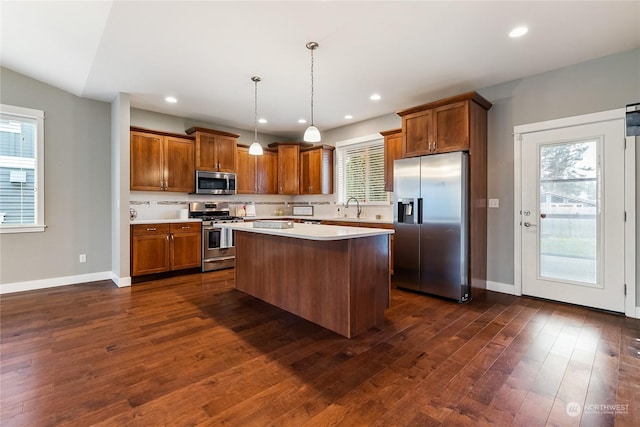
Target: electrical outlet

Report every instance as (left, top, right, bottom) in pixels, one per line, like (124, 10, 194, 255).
(488, 198, 499, 208)
(79, 254, 87, 263)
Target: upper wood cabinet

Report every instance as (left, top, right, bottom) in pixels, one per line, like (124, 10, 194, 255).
(397, 92, 492, 157)
(236, 145, 277, 194)
(130, 128, 194, 192)
(257, 150, 278, 194)
(380, 128, 403, 192)
(269, 142, 303, 195)
(185, 126, 239, 172)
(299, 145, 334, 195)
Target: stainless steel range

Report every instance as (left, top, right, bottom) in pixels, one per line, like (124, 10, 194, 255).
(189, 202, 244, 272)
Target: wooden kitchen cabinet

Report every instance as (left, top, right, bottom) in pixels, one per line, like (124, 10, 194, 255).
(397, 92, 492, 157)
(269, 142, 302, 195)
(257, 150, 278, 194)
(131, 224, 171, 276)
(380, 128, 403, 192)
(130, 222, 201, 277)
(169, 223, 201, 270)
(300, 145, 334, 195)
(186, 126, 239, 173)
(236, 145, 277, 194)
(130, 128, 195, 192)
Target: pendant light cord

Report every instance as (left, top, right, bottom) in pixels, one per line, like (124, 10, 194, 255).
(310, 46, 314, 126)
(254, 78, 258, 142)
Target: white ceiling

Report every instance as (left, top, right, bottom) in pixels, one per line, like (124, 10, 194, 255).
(2, 1, 639, 140)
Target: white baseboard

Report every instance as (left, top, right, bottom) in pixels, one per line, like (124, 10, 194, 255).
(634, 306, 640, 319)
(486, 280, 519, 296)
(0, 271, 114, 294)
(110, 272, 131, 288)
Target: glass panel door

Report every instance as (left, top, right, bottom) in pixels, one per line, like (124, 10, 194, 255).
(538, 139, 600, 286)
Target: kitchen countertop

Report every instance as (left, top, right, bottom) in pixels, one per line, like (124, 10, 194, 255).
(219, 221, 393, 241)
(130, 218, 202, 225)
(240, 215, 393, 225)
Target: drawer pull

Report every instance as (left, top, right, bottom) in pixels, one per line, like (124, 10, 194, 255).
(146, 227, 157, 231)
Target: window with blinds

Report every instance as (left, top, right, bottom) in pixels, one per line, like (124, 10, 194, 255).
(0, 104, 45, 233)
(336, 137, 388, 204)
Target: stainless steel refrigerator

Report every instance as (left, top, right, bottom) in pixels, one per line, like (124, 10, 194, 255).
(393, 152, 470, 302)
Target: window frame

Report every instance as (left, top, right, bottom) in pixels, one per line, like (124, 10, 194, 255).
(0, 104, 46, 233)
(335, 133, 389, 205)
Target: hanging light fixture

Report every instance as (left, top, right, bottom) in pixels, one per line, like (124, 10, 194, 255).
(303, 41, 321, 142)
(249, 76, 264, 156)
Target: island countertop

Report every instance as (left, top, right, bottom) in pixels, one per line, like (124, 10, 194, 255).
(219, 221, 394, 241)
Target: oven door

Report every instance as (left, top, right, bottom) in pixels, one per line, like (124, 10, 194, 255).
(202, 226, 235, 271)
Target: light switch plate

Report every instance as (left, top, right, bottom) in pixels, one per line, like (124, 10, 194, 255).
(488, 198, 499, 208)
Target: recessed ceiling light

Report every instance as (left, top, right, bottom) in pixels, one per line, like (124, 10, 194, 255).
(344, 115, 353, 120)
(509, 26, 528, 38)
(258, 118, 267, 124)
(165, 96, 177, 103)
(298, 119, 307, 124)
(370, 94, 381, 101)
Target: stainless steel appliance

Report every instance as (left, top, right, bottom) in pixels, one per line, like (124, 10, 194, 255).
(194, 171, 236, 195)
(189, 202, 243, 272)
(393, 152, 470, 302)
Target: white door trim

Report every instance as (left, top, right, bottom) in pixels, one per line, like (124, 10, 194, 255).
(513, 108, 636, 318)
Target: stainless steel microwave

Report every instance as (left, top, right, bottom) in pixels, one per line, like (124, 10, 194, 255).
(194, 171, 236, 195)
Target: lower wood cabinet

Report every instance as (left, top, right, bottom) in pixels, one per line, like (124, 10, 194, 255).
(131, 222, 201, 276)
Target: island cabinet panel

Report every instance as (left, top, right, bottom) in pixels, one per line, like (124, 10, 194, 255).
(234, 231, 389, 338)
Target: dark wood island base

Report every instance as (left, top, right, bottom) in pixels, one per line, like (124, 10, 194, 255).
(234, 230, 390, 338)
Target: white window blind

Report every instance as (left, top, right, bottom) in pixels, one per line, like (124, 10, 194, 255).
(336, 137, 388, 204)
(0, 104, 45, 233)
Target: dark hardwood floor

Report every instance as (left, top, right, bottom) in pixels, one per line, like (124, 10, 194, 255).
(1, 270, 639, 426)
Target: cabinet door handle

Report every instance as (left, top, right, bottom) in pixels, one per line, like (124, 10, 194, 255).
(170, 234, 174, 240)
(160, 181, 164, 190)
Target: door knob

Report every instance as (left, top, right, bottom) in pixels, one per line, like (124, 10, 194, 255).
(523, 222, 537, 227)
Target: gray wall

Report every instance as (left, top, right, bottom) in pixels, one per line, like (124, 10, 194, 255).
(479, 48, 639, 294)
(0, 67, 112, 284)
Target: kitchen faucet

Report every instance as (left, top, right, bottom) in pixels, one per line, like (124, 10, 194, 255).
(345, 197, 362, 218)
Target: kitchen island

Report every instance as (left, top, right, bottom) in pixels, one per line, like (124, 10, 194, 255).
(220, 222, 394, 338)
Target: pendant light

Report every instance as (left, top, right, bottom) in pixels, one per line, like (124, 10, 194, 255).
(249, 76, 264, 156)
(303, 41, 321, 142)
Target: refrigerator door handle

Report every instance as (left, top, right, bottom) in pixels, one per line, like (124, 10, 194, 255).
(417, 198, 423, 224)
